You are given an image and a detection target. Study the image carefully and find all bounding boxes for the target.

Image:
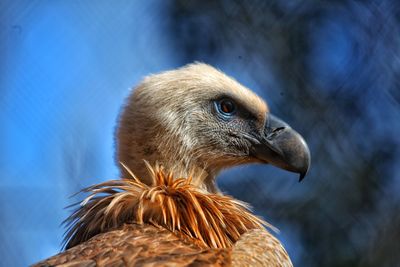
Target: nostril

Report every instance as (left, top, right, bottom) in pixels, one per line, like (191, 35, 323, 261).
(272, 127, 285, 134)
(266, 127, 286, 139)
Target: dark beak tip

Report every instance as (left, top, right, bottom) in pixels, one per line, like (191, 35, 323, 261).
(298, 172, 307, 182)
(298, 145, 311, 182)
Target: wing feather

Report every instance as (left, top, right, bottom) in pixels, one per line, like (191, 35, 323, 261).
(33, 224, 232, 267)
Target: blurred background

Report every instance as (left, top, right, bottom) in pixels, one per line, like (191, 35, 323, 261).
(1, 1, 399, 266)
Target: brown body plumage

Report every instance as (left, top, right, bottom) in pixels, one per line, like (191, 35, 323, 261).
(34, 63, 310, 266)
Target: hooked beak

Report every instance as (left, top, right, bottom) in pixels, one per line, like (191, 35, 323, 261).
(250, 114, 311, 181)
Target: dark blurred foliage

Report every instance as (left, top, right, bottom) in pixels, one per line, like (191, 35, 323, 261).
(1, 1, 400, 266)
(168, 1, 400, 266)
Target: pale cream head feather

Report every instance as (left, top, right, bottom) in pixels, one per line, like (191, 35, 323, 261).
(117, 63, 268, 192)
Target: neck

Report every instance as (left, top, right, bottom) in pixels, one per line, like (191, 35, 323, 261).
(203, 171, 220, 194)
(120, 157, 221, 193)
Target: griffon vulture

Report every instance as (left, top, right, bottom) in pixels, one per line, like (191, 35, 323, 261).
(34, 63, 310, 267)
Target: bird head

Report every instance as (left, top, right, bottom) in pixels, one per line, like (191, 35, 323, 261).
(117, 63, 310, 192)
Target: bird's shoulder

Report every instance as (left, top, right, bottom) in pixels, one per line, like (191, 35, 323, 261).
(33, 223, 232, 267)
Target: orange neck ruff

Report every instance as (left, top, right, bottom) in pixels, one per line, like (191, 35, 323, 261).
(64, 165, 272, 250)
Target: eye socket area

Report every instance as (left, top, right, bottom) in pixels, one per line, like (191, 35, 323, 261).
(215, 98, 237, 118)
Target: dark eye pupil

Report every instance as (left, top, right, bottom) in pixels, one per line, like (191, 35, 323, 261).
(220, 100, 235, 114)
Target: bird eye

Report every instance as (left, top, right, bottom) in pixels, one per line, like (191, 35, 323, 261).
(216, 99, 237, 117)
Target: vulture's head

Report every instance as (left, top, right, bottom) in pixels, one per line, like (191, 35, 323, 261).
(117, 63, 310, 192)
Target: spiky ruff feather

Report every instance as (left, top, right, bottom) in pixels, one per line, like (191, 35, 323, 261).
(64, 164, 273, 249)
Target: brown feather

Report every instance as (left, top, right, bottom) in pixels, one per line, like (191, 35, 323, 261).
(35, 224, 233, 267)
(63, 164, 272, 250)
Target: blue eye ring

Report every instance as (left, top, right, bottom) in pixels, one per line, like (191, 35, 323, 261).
(215, 98, 237, 117)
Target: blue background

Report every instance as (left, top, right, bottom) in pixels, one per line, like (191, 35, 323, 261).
(1, 1, 399, 266)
